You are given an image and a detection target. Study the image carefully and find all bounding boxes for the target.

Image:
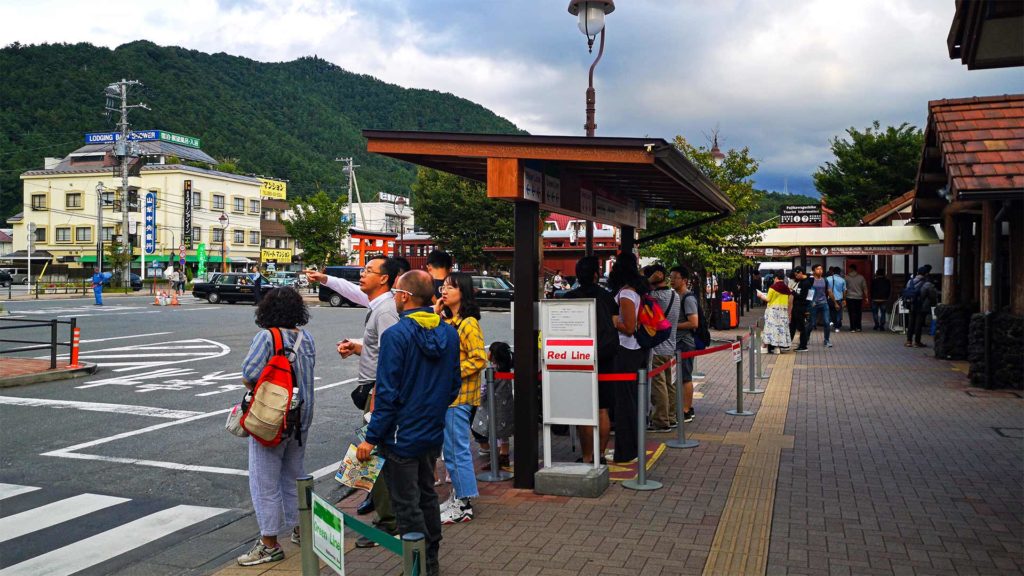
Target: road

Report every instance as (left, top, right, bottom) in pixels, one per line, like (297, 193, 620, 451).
(0, 293, 513, 575)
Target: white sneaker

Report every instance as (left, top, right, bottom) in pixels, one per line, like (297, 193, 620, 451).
(440, 498, 473, 524)
(237, 541, 284, 566)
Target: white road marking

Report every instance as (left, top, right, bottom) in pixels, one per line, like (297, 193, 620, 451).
(0, 494, 130, 543)
(311, 460, 343, 480)
(80, 332, 172, 343)
(47, 452, 250, 476)
(0, 484, 40, 500)
(0, 396, 201, 419)
(63, 338, 230, 372)
(0, 505, 229, 576)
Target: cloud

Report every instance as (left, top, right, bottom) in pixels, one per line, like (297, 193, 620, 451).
(1, 0, 1021, 193)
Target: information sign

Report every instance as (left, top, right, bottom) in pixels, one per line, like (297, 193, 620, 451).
(144, 192, 156, 254)
(732, 341, 742, 364)
(182, 180, 193, 248)
(543, 174, 561, 208)
(311, 492, 345, 575)
(523, 168, 542, 202)
(779, 204, 822, 225)
(261, 248, 292, 263)
(196, 243, 207, 279)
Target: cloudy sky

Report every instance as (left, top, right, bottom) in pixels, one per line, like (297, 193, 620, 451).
(2, 0, 1021, 196)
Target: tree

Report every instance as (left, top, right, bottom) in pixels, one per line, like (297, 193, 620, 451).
(813, 121, 924, 226)
(411, 168, 514, 269)
(104, 241, 132, 290)
(283, 190, 348, 267)
(642, 136, 768, 277)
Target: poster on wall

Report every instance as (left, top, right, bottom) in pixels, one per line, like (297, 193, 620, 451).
(543, 175, 561, 208)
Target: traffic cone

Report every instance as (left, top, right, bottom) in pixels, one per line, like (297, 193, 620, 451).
(153, 291, 161, 306)
(170, 291, 180, 306)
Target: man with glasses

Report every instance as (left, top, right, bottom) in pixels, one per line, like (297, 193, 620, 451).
(305, 257, 402, 547)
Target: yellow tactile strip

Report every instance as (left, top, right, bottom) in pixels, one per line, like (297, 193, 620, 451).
(704, 353, 795, 576)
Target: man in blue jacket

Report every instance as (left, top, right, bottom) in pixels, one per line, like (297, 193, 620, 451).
(357, 269, 460, 576)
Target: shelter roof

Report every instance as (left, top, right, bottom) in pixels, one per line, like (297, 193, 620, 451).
(752, 225, 939, 248)
(860, 190, 915, 226)
(362, 131, 735, 216)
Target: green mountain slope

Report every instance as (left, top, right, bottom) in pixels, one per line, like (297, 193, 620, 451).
(0, 41, 523, 221)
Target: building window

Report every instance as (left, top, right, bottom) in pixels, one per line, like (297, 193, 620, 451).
(249, 231, 260, 245)
(101, 191, 114, 207)
(56, 227, 71, 243)
(192, 190, 201, 209)
(102, 227, 114, 241)
(212, 228, 224, 243)
(232, 197, 244, 213)
(192, 227, 201, 242)
(249, 199, 260, 213)
(233, 229, 244, 244)
(75, 227, 91, 242)
(66, 193, 82, 209)
(212, 194, 225, 210)
(33, 227, 46, 242)
(31, 194, 47, 210)
(262, 209, 276, 221)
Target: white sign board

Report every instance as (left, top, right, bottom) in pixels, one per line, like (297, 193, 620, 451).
(312, 492, 345, 575)
(984, 262, 992, 287)
(944, 256, 954, 276)
(732, 341, 742, 364)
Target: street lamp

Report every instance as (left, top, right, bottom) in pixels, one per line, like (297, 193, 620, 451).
(219, 213, 229, 273)
(568, 0, 615, 137)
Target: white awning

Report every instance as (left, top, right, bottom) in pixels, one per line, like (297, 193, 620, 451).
(751, 225, 939, 247)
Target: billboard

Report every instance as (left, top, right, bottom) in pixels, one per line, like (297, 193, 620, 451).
(259, 178, 287, 200)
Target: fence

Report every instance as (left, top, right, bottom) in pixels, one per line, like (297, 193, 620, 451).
(0, 317, 78, 369)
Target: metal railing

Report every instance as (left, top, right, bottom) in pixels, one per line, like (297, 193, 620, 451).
(0, 318, 77, 369)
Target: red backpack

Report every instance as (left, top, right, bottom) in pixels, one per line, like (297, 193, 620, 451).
(241, 328, 304, 447)
(635, 292, 675, 350)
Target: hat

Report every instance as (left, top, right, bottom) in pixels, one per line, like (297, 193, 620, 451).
(792, 265, 805, 274)
(917, 265, 930, 275)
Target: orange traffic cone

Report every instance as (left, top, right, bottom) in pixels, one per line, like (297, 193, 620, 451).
(153, 291, 161, 306)
(170, 291, 180, 306)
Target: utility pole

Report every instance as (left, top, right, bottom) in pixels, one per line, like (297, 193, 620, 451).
(104, 79, 149, 288)
(95, 182, 104, 274)
(335, 157, 365, 263)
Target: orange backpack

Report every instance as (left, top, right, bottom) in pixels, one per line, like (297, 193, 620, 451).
(241, 328, 304, 447)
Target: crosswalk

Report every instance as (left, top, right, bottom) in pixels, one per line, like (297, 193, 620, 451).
(0, 482, 229, 576)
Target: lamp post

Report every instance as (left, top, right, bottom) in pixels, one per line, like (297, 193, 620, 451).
(27, 223, 36, 297)
(219, 213, 229, 273)
(568, 0, 615, 137)
(95, 182, 105, 274)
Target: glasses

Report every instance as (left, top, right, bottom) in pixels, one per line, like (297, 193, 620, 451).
(440, 284, 459, 292)
(391, 288, 413, 297)
(362, 267, 382, 275)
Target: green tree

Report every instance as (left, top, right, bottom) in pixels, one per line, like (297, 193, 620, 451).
(283, 190, 348, 267)
(813, 121, 924, 226)
(642, 136, 768, 277)
(104, 242, 132, 290)
(411, 168, 514, 269)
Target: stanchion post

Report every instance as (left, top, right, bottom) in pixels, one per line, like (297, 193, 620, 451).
(756, 323, 768, 379)
(746, 327, 764, 394)
(477, 367, 512, 482)
(295, 475, 318, 576)
(666, 351, 698, 449)
(726, 336, 754, 416)
(623, 369, 662, 491)
(401, 533, 427, 576)
(69, 327, 81, 368)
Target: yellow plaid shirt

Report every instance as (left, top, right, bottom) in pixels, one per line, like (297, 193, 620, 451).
(447, 315, 486, 407)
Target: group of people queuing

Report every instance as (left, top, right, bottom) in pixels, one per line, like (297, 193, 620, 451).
(235, 249, 497, 576)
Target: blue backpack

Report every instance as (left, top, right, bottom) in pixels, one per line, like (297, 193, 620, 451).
(901, 277, 922, 304)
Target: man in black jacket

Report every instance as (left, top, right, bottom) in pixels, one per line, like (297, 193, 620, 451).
(871, 270, 892, 331)
(790, 267, 814, 352)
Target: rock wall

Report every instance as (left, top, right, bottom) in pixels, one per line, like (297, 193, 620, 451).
(934, 304, 971, 360)
(967, 311, 1024, 389)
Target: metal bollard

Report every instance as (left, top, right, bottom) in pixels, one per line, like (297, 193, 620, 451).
(477, 367, 512, 482)
(746, 327, 764, 394)
(756, 325, 769, 380)
(666, 351, 699, 449)
(726, 336, 754, 416)
(296, 475, 319, 576)
(401, 532, 427, 576)
(623, 369, 662, 491)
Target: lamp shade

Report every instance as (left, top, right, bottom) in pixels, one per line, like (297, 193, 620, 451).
(568, 0, 615, 38)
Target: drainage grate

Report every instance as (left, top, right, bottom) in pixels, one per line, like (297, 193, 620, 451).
(993, 427, 1024, 439)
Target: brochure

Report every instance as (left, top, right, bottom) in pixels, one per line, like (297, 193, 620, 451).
(338, 443, 384, 491)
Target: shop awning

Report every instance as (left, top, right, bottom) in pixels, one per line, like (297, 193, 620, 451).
(743, 225, 940, 257)
(79, 255, 231, 264)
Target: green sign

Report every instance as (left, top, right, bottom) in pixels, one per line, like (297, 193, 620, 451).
(312, 492, 345, 575)
(197, 243, 207, 279)
(159, 130, 201, 149)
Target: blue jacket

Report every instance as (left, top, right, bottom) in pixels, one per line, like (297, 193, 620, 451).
(366, 307, 461, 457)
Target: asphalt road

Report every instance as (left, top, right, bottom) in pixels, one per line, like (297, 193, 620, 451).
(0, 293, 513, 575)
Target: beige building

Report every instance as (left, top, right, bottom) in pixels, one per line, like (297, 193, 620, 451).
(9, 132, 263, 276)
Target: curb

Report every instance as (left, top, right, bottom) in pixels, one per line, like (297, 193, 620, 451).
(0, 362, 98, 388)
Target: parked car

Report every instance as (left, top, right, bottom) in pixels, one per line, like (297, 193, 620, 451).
(192, 273, 273, 304)
(0, 270, 11, 288)
(270, 271, 307, 288)
(1, 268, 29, 285)
(472, 275, 514, 307)
(318, 266, 364, 307)
(101, 273, 143, 291)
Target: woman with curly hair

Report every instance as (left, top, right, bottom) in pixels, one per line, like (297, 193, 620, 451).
(437, 272, 487, 524)
(608, 251, 649, 464)
(236, 287, 317, 566)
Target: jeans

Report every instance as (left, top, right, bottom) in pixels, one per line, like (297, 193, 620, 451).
(443, 404, 479, 500)
(380, 446, 442, 576)
(805, 302, 831, 344)
(847, 299, 863, 331)
(832, 300, 844, 329)
(93, 286, 102, 305)
(871, 301, 887, 329)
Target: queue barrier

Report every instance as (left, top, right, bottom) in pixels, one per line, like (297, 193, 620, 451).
(296, 475, 427, 576)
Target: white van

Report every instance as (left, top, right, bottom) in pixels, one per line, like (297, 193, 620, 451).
(0, 268, 29, 284)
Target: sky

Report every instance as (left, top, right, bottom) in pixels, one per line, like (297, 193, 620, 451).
(2, 0, 1022, 197)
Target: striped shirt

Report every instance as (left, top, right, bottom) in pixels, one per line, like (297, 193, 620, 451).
(446, 315, 486, 407)
(241, 328, 317, 432)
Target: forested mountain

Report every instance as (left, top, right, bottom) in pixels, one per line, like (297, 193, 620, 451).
(0, 41, 523, 221)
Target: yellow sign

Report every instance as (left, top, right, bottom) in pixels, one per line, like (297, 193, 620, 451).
(259, 178, 287, 199)
(261, 249, 292, 263)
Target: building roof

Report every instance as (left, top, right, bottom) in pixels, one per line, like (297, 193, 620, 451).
(73, 140, 217, 165)
(751, 225, 939, 248)
(0, 230, 12, 243)
(948, 0, 1024, 70)
(21, 162, 261, 185)
(913, 94, 1024, 219)
(859, 190, 915, 226)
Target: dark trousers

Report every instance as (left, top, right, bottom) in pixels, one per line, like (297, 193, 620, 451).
(612, 346, 645, 462)
(790, 307, 808, 347)
(847, 299, 863, 331)
(906, 304, 927, 344)
(871, 301, 887, 329)
(380, 446, 442, 576)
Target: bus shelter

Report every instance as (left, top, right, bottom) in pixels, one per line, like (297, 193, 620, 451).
(363, 131, 734, 488)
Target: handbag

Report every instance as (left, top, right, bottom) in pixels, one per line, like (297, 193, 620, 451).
(350, 382, 373, 410)
(225, 391, 252, 438)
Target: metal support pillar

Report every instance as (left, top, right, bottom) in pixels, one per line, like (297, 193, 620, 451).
(512, 201, 540, 489)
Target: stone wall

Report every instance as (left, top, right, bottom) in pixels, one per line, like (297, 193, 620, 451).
(934, 304, 972, 360)
(967, 311, 1024, 389)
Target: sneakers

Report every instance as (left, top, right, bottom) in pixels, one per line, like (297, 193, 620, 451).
(647, 425, 672, 433)
(825, 341, 833, 348)
(290, 527, 300, 545)
(236, 541, 284, 566)
(440, 498, 474, 524)
(683, 409, 695, 423)
(795, 347, 808, 352)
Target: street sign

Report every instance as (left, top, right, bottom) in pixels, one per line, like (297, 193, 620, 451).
(144, 192, 156, 254)
(197, 243, 207, 279)
(732, 341, 742, 364)
(182, 180, 193, 248)
(311, 492, 345, 575)
(779, 204, 822, 225)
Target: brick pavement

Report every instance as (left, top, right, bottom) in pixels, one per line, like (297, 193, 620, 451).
(216, 308, 1023, 575)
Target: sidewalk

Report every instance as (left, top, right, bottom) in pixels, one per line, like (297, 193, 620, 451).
(0, 357, 97, 386)
(214, 308, 1023, 575)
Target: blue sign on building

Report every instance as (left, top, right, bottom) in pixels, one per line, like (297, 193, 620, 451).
(144, 192, 156, 254)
